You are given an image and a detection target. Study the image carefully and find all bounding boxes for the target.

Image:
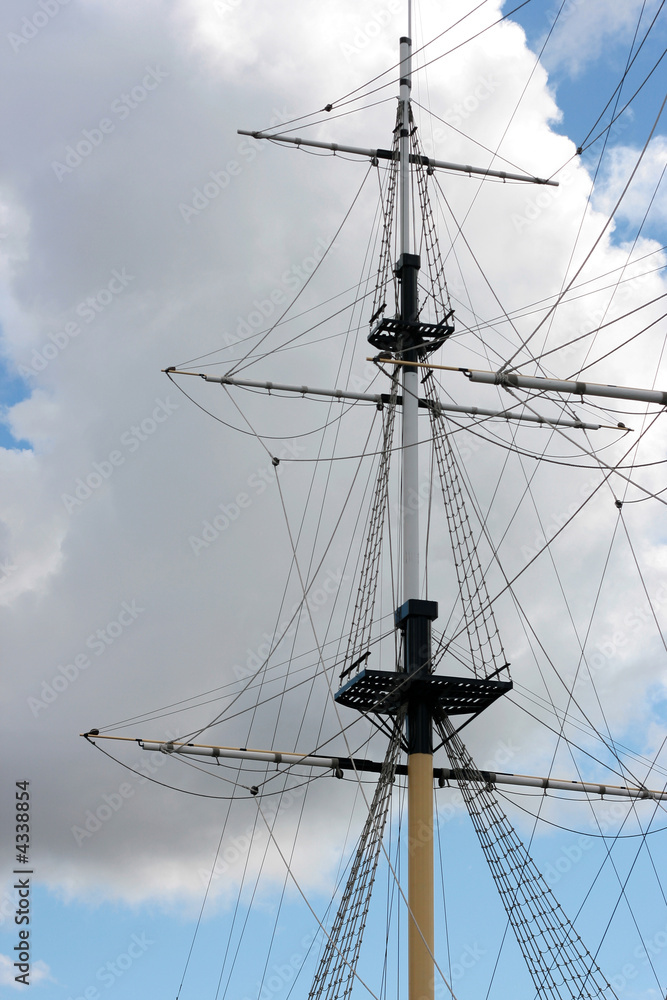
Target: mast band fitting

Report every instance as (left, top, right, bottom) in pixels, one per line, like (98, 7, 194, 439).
(394, 599, 439, 628)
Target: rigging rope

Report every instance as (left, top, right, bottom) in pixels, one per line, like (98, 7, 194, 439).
(500, 88, 667, 374)
(370, 115, 399, 325)
(411, 120, 455, 331)
(424, 377, 508, 679)
(436, 715, 619, 1000)
(308, 713, 405, 1000)
(343, 380, 399, 678)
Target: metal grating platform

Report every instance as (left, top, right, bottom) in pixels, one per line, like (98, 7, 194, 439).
(368, 316, 454, 353)
(334, 668, 512, 716)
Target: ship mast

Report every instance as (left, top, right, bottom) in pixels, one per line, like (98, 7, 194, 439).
(396, 28, 437, 1000)
(399, 34, 419, 606)
(163, 26, 562, 1000)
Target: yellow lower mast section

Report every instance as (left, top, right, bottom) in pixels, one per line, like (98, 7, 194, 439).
(408, 751, 435, 1000)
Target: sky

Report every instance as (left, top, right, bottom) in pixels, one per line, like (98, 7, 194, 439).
(0, 0, 667, 998)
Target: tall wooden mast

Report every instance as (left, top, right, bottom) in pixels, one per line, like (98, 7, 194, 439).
(396, 29, 436, 1000)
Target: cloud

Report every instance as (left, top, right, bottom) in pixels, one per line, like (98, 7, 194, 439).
(0, 953, 52, 988)
(536, 0, 659, 77)
(0, 0, 665, 914)
(591, 136, 667, 229)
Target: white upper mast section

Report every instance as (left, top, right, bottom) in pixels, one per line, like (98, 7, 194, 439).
(399, 36, 412, 257)
(399, 34, 420, 604)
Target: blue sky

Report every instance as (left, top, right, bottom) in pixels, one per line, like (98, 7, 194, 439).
(4, 791, 664, 999)
(1, 0, 666, 998)
(0, 352, 30, 450)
